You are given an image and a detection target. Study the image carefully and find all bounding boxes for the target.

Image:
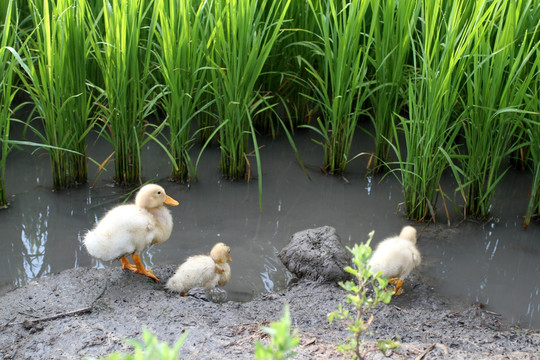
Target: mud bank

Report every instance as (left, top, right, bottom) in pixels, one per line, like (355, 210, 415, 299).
(0, 264, 538, 360)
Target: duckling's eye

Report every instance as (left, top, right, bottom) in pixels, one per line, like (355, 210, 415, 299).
(157, 191, 162, 195)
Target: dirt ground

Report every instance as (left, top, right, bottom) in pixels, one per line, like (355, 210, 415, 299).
(0, 262, 539, 360)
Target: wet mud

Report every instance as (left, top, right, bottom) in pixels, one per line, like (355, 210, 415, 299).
(1, 261, 538, 359)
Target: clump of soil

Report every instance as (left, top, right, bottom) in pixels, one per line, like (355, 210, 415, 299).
(0, 264, 538, 359)
(278, 226, 351, 282)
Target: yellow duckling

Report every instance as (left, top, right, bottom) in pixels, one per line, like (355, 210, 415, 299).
(83, 184, 179, 282)
(368, 226, 421, 295)
(166, 242, 232, 295)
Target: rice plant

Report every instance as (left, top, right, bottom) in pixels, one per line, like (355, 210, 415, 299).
(460, 0, 540, 218)
(390, 0, 486, 221)
(368, 0, 419, 173)
(283, 0, 322, 127)
(0, 0, 18, 208)
(524, 47, 540, 228)
(155, 0, 212, 183)
(12, 0, 92, 190)
(524, 119, 540, 228)
(300, 0, 375, 175)
(207, 0, 291, 180)
(91, 0, 161, 186)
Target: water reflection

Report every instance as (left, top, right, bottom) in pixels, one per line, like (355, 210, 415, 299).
(20, 202, 50, 284)
(260, 262, 276, 292)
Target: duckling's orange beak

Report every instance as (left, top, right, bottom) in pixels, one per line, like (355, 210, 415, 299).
(228, 256, 232, 262)
(164, 195, 179, 206)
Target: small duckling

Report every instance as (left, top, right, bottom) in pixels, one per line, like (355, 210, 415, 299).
(166, 242, 232, 295)
(368, 226, 421, 295)
(83, 184, 179, 281)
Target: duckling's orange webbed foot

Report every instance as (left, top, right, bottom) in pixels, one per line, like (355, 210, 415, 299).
(120, 256, 137, 272)
(389, 278, 404, 296)
(132, 254, 159, 282)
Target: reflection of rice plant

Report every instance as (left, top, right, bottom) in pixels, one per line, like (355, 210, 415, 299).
(14, 0, 92, 189)
(91, 0, 160, 186)
(300, 0, 374, 175)
(155, 0, 212, 183)
(207, 0, 291, 180)
(459, 1, 539, 218)
(0, 0, 18, 207)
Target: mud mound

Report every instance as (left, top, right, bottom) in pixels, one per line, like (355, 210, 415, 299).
(0, 265, 538, 359)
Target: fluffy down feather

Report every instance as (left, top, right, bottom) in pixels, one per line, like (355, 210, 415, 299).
(167, 242, 231, 294)
(368, 225, 421, 280)
(83, 184, 177, 261)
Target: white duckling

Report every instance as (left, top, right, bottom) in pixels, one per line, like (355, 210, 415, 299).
(368, 225, 421, 295)
(166, 242, 232, 295)
(83, 184, 179, 282)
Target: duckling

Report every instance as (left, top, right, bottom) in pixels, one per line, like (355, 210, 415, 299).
(368, 226, 421, 295)
(83, 184, 179, 282)
(166, 242, 232, 295)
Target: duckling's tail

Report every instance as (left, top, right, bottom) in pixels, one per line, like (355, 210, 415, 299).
(83, 230, 130, 262)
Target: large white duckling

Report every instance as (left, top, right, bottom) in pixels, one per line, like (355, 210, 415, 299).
(84, 184, 179, 282)
(166, 242, 232, 295)
(368, 226, 421, 295)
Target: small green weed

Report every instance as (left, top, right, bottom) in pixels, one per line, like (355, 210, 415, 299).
(328, 231, 399, 359)
(255, 304, 300, 360)
(89, 328, 187, 360)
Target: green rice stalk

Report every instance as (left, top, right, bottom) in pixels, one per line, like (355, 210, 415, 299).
(195, 0, 218, 145)
(287, 0, 322, 126)
(0, 0, 18, 207)
(61, 0, 93, 184)
(524, 118, 540, 228)
(155, 0, 211, 183)
(390, 0, 486, 221)
(14, 0, 92, 190)
(91, 0, 160, 186)
(254, 0, 312, 136)
(523, 46, 540, 228)
(507, 2, 540, 170)
(460, 0, 540, 218)
(208, 0, 291, 180)
(369, 0, 419, 173)
(300, 0, 375, 175)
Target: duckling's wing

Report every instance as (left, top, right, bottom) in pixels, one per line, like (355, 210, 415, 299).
(166, 256, 219, 293)
(84, 205, 153, 261)
(217, 263, 231, 286)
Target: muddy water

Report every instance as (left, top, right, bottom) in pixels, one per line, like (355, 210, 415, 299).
(1, 126, 539, 328)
